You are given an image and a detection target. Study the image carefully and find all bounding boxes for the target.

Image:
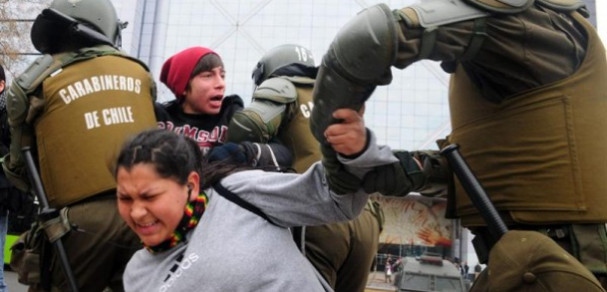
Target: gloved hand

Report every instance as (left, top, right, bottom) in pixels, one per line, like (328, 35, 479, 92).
(320, 144, 362, 195)
(207, 142, 292, 170)
(206, 142, 249, 164)
(239, 141, 293, 169)
(411, 150, 450, 197)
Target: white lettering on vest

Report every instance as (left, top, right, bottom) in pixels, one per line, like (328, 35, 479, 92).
(58, 75, 145, 105)
(102, 106, 135, 126)
(300, 101, 314, 118)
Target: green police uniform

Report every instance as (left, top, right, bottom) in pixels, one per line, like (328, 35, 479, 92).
(0, 0, 159, 290)
(4, 46, 157, 292)
(4, 47, 157, 206)
(470, 230, 605, 292)
(229, 74, 382, 292)
(311, 0, 607, 287)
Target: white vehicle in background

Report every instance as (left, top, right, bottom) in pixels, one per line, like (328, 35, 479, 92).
(393, 253, 467, 292)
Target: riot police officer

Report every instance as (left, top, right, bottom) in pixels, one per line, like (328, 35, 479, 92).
(228, 44, 383, 292)
(1, 0, 157, 290)
(311, 0, 607, 289)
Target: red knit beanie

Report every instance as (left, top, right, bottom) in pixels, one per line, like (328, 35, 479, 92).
(160, 47, 219, 99)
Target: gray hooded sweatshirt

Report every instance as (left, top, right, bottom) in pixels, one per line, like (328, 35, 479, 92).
(123, 132, 397, 292)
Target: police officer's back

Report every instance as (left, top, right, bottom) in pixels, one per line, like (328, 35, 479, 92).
(1, 0, 157, 291)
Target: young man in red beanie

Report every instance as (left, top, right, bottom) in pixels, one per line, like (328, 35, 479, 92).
(155, 46, 292, 166)
(155, 47, 243, 156)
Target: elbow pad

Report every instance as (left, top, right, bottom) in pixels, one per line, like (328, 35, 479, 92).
(228, 110, 271, 143)
(311, 3, 398, 144)
(228, 78, 296, 143)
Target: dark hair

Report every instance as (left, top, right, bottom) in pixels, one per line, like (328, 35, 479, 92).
(188, 53, 223, 80)
(114, 129, 203, 186)
(0, 64, 5, 95)
(182, 53, 224, 101)
(114, 129, 253, 190)
(0, 64, 5, 83)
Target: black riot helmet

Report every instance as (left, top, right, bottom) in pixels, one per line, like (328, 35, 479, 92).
(31, 0, 125, 54)
(252, 44, 316, 86)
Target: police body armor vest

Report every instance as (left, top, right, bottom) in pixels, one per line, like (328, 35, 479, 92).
(278, 79, 320, 173)
(36, 52, 156, 207)
(447, 11, 607, 226)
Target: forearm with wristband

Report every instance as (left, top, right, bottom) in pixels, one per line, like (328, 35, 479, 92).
(360, 149, 449, 197)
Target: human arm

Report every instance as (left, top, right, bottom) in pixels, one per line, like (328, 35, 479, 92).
(359, 149, 450, 197)
(1, 82, 36, 191)
(318, 107, 443, 197)
(311, 3, 585, 141)
(218, 109, 397, 227)
(224, 80, 294, 168)
(218, 128, 396, 227)
(227, 78, 292, 144)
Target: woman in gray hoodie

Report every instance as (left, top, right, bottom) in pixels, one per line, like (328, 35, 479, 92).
(113, 108, 398, 292)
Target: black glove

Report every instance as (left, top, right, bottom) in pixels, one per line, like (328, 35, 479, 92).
(362, 151, 421, 197)
(206, 142, 248, 164)
(362, 162, 410, 197)
(320, 144, 362, 195)
(207, 142, 292, 171)
(239, 141, 292, 169)
(411, 150, 450, 197)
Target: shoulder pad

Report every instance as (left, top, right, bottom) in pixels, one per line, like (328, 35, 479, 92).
(87, 45, 152, 72)
(535, 0, 586, 13)
(15, 54, 55, 94)
(401, 0, 488, 29)
(282, 76, 315, 86)
(463, 0, 534, 14)
(253, 77, 297, 104)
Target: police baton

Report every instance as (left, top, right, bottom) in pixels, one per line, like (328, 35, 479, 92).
(22, 147, 80, 292)
(440, 144, 508, 241)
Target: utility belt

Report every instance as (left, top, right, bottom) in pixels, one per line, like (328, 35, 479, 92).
(9, 191, 115, 287)
(41, 191, 115, 244)
(470, 224, 571, 265)
(10, 206, 71, 288)
(470, 223, 607, 276)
